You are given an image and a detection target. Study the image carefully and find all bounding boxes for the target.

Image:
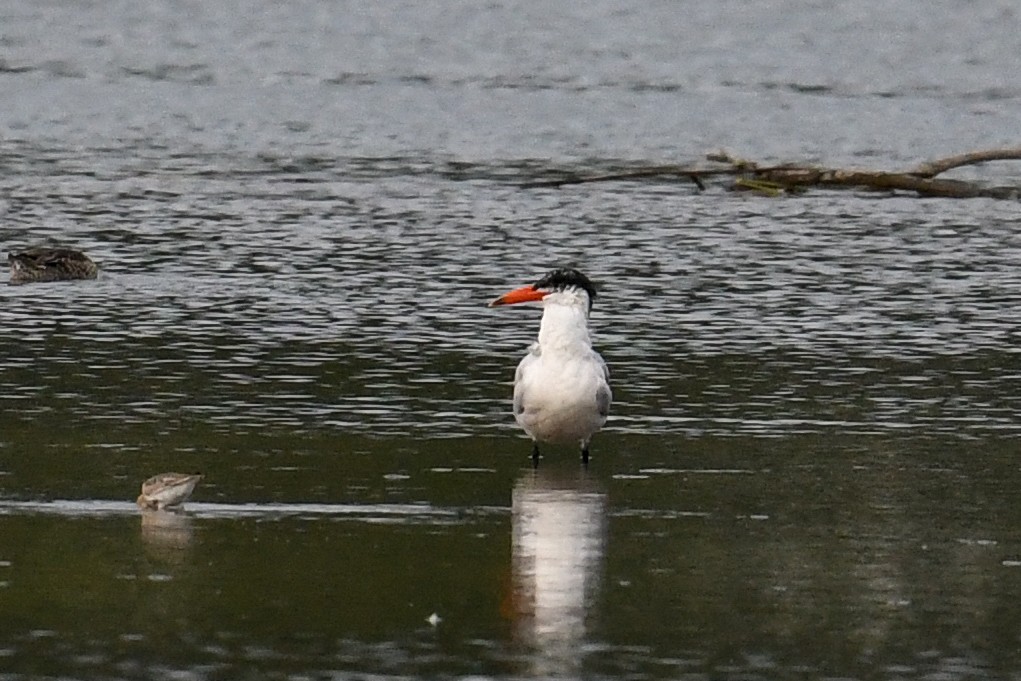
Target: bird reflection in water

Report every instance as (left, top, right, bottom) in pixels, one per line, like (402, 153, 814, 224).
(509, 467, 607, 678)
(140, 509, 195, 563)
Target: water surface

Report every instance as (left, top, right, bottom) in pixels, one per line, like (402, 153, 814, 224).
(2, 1, 1021, 679)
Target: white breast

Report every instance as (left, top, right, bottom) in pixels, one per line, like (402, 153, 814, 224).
(513, 344, 611, 446)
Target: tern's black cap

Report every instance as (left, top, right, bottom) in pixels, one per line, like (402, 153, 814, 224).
(533, 268, 597, 307)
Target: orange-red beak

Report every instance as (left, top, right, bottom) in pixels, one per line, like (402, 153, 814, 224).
(488, 285, 547, 307)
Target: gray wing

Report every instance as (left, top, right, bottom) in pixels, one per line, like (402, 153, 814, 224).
(513, 383, 525, 417)
(512, 343, 540, 417)
(595, 355, 612, 418)
(596, 382, 612, 418)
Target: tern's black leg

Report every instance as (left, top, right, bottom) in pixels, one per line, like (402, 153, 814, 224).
(531, 442, 540, 468)
(581, 444, 590, 467)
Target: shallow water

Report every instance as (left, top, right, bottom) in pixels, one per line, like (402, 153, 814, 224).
(3, 1, 1021, 679)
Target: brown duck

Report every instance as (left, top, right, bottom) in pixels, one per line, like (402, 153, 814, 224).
(8, 247, 98, 285)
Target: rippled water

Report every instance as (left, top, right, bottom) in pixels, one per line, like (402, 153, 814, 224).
(3, 1, 1021, 679)
(4, 185, 1020, 441)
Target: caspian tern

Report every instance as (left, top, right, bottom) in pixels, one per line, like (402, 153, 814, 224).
(489, 268, 612, 465)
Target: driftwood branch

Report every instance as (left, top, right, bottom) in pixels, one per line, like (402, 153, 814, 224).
(911, 147, 1021, 178)
(519, 167, 716, 189)
(522, 147, 1021, 199)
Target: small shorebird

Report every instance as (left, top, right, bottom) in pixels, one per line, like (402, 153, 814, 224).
(136, 473, 203, 511)
(489, 267, 612, 466)
(8, 247, 98, 285)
